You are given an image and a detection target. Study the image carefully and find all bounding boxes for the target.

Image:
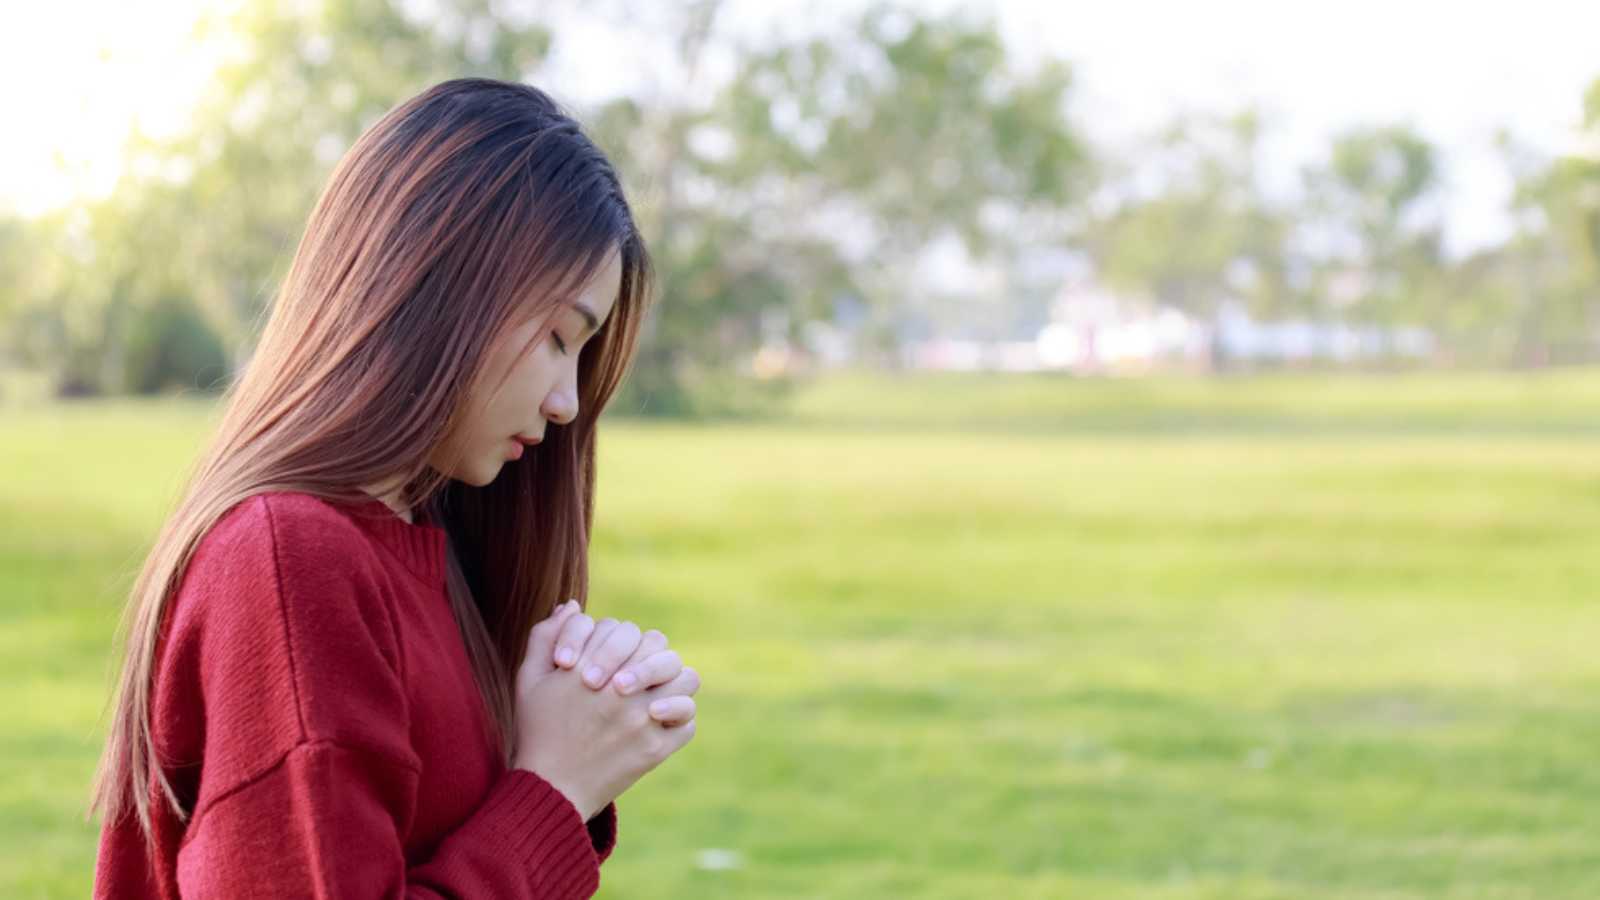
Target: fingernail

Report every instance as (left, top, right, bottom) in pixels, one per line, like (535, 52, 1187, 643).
(583, 665, 603, 687)
(557, 648, 576, 667)
(649, 700, 668, 716)
(614, 671, 636, 692)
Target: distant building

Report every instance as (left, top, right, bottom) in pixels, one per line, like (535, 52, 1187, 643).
(747, 277, 1435, 376)
(1034, 282, 1210, 374)
(1213, 302, 1434, 364)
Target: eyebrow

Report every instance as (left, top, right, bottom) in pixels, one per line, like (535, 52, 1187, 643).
(572, 302, 601, 339)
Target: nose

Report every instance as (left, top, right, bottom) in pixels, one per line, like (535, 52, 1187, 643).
(541, 385, 578, 426)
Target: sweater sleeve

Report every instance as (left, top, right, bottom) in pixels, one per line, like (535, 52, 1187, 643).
(174, 740, 610, 899)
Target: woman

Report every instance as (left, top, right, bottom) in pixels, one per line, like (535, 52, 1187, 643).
(88, 77, 699, 899)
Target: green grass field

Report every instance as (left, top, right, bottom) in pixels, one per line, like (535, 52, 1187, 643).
(5, 370, 1600, 898)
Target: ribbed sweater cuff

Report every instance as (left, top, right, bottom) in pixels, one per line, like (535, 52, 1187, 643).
(587, 800, 619, 864)
(455, 768, 603, 898)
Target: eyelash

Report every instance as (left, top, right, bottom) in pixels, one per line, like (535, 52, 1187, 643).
(551, 333, 568, 355)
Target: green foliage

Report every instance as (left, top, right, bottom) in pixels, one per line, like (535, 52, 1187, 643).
(2, 1, 1091, 412)
(1090, 111, 1293, 326)
(1300, 123, 1445, 335)
(1437, 103, 1600, 367)
(588, 1, 1089, 410)
(3, 6, 1600, 397)
(709, 4, 1086, 322)
(0, 215, 27, 325)
(140, 0, 554, 347)
(121, 295, 229, 395)
(1, 0, 554, 397)
(1327, 127, 1438, 222)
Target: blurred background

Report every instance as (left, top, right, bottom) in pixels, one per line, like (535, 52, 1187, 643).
(4, 0, 1600, 897)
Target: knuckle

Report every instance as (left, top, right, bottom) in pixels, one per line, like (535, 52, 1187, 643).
(627, 705, 651, 729)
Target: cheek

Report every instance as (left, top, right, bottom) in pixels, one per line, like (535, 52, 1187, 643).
(451, 380, 507, 451)
(475, 358, 551, 442)
(504, 354, 556, 409)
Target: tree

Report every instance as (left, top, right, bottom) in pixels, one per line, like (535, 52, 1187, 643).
(13, 0, 555, 396)
(1086, 110, 1295, 363)
(1469, 85, 1600, 366)
(20, 0, 1087, 409)
(136, 0, 556, 354)
(1299, 124, 1444, 350)
(574, 2, 1090, 407)
(698, 2, 1089, 366)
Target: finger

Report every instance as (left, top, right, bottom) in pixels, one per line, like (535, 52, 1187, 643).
(633, 628, 670, 659)
(553, 613, 596, 669)
(646, 695, 695, 725)
(606, 630, 670, 693)
(568, 617, 617, 669)
(577, 619, 642, 689)
(664, 716, 696, 751)
(524, 600, 580, 672)
(644, 666, 701, 700)
(611, 648, 682, 695)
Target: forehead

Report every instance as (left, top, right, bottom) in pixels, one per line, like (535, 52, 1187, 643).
(571, 250, 623, 320)
(507, 252, 621, 333)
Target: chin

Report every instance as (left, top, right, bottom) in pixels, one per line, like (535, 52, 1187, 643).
(456, 460, 501, 488)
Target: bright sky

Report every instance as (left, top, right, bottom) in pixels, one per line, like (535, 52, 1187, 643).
(5, 0, 1598, 258)
(1, 0, 224, 216)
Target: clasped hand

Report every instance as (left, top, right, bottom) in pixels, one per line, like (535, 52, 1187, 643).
(510, 599, 700, 819)
(524, 599, 700, 726)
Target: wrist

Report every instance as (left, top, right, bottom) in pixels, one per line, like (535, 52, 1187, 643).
(514, 761, 597, 821)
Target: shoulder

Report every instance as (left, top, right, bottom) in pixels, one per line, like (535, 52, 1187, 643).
(197, 491, 374, 571)
(173, 491, 411, 748)
(161, 493, 419, 794)
(185, 491, 391, 600)
(178, 491, 402, 670)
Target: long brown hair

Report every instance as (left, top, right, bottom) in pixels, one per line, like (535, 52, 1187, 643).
(87, 77, 654, 844)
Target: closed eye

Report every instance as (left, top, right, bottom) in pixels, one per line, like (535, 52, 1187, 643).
(551, 333, 568, 355)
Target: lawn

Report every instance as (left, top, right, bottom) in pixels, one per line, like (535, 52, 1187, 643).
(4, 370, 1600, 898)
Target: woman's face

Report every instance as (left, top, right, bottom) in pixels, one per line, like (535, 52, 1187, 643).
(431, 250, 622, 486)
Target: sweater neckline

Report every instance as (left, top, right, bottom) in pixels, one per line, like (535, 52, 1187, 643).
(345, 495, 447, 586)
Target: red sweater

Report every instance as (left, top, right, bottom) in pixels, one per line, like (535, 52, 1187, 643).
(94, 491, 618, 899)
